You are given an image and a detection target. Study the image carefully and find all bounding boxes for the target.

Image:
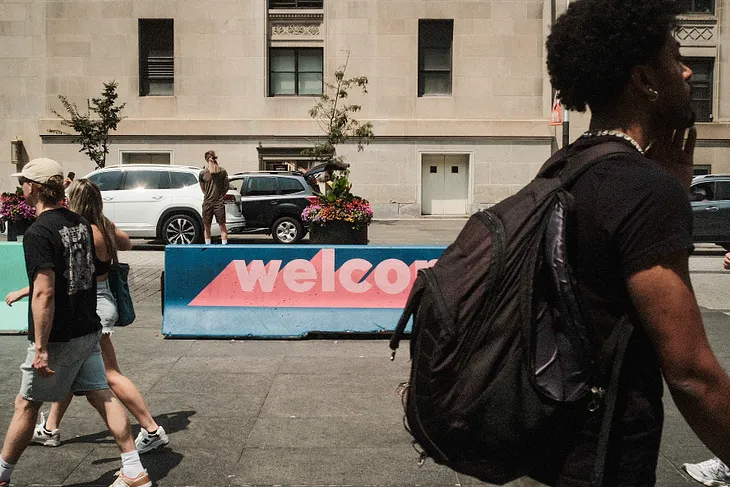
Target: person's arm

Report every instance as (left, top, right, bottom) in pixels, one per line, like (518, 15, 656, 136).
(114, 224, 132, 251)
(31, 268, 56, 377)
(627, 251, 730, 465)
(5, 286, 30, 306)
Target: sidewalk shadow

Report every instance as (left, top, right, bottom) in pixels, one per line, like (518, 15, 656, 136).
(63, 411, 194, 486)
(65, 450, 184, 487)
(63, 410, 196, 447)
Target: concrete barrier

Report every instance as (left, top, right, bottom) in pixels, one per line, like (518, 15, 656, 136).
(162, 244, 447, 338)
(0, 242, 29, 334)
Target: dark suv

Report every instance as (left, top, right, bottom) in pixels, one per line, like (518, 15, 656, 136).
(228, 171, 319, 243)
(690, 174, 730, 250)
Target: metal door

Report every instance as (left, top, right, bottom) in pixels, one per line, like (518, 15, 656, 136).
(421, 154, 469, 215)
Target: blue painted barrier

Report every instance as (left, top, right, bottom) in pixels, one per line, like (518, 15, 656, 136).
(162, 245, 447, 338)
(0, 242, 29, 334)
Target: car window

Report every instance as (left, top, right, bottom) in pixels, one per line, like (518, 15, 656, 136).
(122, 170, 164, 190)
(88, 171, 122, 191)
(715, 182, 730, 201)
(691, 181, 716, 202)
(245, 177, 278, 196)
(228, 178, 243, 193)
(170, 171, 198, 189)
(278, 177, 305, 195)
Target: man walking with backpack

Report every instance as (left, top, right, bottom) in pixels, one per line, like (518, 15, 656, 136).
(541, 1, 730, 485)
(393, 1, 730, 486)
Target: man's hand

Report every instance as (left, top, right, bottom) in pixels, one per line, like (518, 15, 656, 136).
(724, 252, 730, 270)
(32, 349, 55, 377)
(646, 127, 697, 192)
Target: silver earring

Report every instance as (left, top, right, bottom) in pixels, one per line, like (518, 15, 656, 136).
(648, 88, 659, 102)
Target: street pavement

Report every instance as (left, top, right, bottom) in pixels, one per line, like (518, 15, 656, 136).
(1, 219, 729, 486)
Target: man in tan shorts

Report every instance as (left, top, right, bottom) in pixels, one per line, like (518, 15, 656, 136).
(198, 150, 229, 245)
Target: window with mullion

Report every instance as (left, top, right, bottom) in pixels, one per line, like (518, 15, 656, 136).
(679, 0, 714, 13)
(683, 57, 714, 122)
(418, 19, 453, 96)
(269, 48, 323, 96)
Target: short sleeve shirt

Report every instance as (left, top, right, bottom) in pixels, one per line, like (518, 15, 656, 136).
(23, 208, 101, 343)
(198, 167, 229, 205)
(537, 136, 694, 486)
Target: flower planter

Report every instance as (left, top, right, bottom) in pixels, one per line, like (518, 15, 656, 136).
(7, 219, 32, 242)
(309, 221, 369, 245)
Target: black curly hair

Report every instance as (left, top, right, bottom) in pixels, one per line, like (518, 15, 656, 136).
(546, 0, 685, 113)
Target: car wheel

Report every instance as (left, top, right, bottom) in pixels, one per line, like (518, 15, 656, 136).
(162, 214, 201, 245)
(271, 216, 303, 244)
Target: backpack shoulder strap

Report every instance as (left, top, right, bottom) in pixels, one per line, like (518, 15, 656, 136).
(538, 141, 645, 187)
(591, 316, 634, 487)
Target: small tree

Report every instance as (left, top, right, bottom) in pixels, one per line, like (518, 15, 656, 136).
(48, 81, 126, 169)
(300, 53, 375, 235)
(303, 52, 374, 165)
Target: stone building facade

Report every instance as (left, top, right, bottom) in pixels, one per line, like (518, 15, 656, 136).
(1, 0, 729, 217)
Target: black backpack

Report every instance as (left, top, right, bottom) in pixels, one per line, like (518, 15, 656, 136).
(389, 141, 638, 486)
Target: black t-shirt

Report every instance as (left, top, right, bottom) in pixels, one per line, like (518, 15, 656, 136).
(23, 208, 101, 342)
(534, 137, 694, 487)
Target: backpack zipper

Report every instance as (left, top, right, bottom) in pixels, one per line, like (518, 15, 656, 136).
(457, 210, 506, 370)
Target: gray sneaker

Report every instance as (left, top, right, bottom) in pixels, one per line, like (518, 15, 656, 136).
(683, 457, 730, 487)
(31, 411, 60, 447)
(135, 426, 169, 454)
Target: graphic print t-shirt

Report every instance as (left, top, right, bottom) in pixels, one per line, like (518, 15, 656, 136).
(23, 208, 101, 342)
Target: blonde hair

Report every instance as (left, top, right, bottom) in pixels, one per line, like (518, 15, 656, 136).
(67, 178, 118, 261)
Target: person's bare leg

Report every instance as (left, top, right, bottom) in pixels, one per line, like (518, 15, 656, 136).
(43, 393, 73, 431)
(220, 222, 228, 243)
(99, 334, 158, 432)
(85, 389, 135, 453)
(203, 222, 212, 242)
(1, 396, 42, 463)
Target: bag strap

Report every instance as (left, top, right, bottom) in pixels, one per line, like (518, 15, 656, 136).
(389, 274, 427, 360)
(537, 141, 643, 187)
(591, 315, 634, 487)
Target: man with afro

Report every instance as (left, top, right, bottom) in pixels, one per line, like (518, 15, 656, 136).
(542, 0, 730, 486)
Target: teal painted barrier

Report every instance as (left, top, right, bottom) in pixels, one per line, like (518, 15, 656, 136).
(163, 245, 447, 338)
(0, 242, 29, 334)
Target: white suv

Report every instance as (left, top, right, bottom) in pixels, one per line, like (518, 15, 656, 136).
(84, 164, 246, 244)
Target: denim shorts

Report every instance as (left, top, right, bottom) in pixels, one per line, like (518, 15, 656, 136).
(97, 279, 118, 334)
(19, 330, 108, 402)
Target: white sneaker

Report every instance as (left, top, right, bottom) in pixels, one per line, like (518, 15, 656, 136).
(134, 426, 169, 454)
(31, 411, 60, 447)
(683, 457, 730, 486)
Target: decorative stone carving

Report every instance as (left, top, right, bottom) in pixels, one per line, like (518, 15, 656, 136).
(272, 24, 320, 36)
(677, 26, 714, 42)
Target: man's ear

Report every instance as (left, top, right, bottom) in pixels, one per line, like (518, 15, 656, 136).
(630, 64, 660, 101)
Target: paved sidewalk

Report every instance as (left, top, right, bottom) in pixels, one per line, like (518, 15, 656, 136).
(1, 220, 729, 486)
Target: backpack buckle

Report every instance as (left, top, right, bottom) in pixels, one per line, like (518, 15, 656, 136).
(587, 386, 605, 412)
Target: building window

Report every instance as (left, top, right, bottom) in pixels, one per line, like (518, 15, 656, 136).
(683, 58, 714, 122)
(269, 0, 323, 8)
(679, 0, 714, 13)
(120, 151, 172, 165)
(418, 19, 453, 97)
(269, 48, 323, 96)
(139, 19, 174, 96)
(693, 165, 711, 176)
